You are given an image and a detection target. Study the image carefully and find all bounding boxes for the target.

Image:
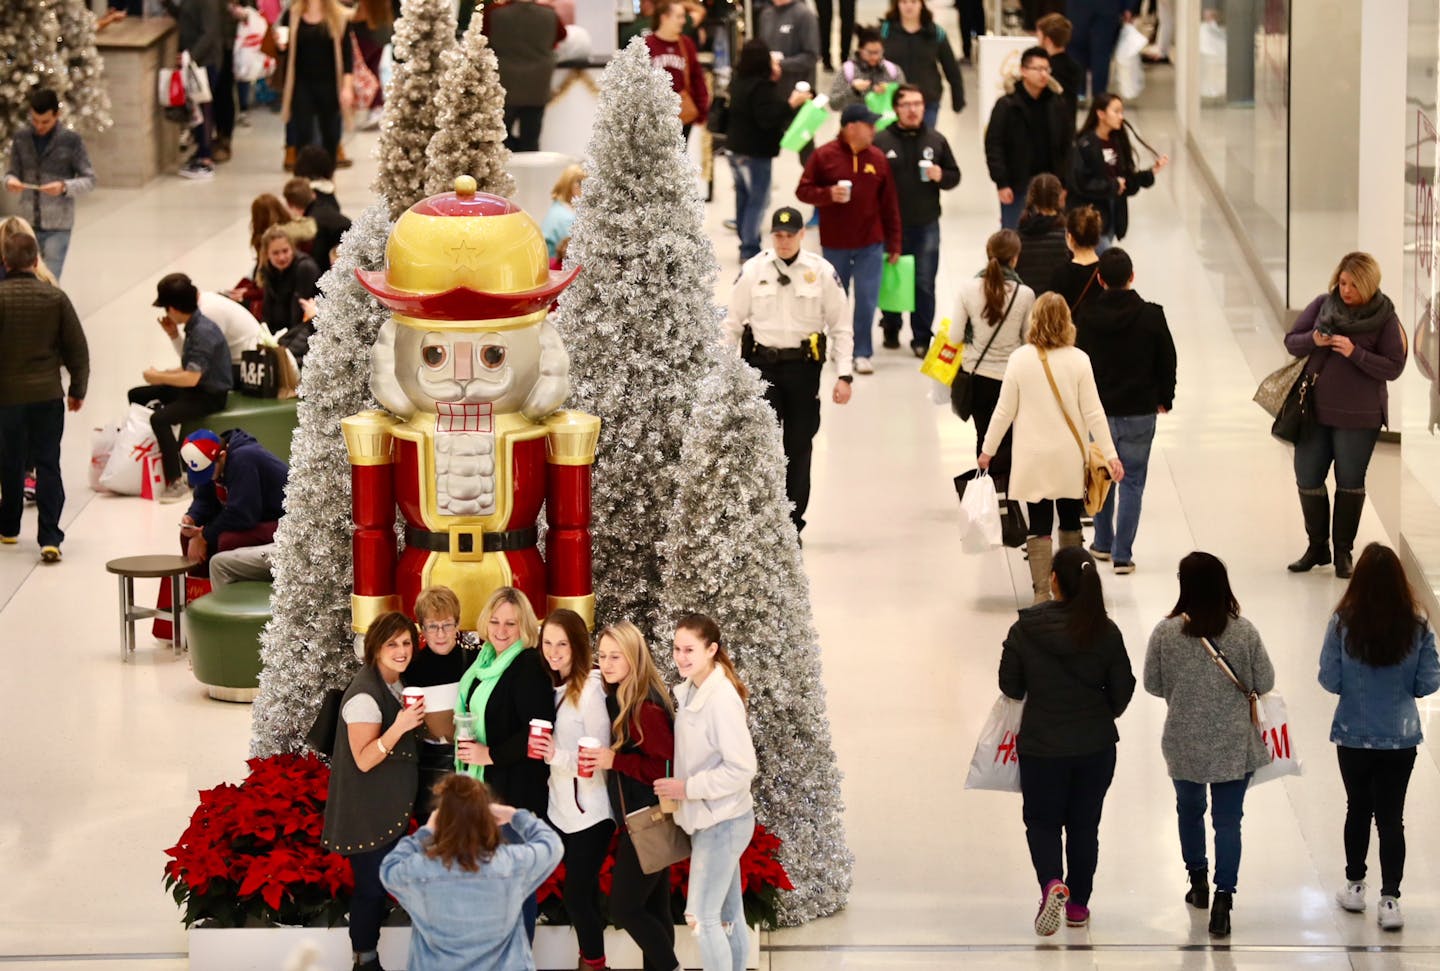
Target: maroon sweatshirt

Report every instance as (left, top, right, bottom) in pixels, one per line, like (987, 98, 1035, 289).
(796, 136, 903, 254)
(644, 33, 710, 124)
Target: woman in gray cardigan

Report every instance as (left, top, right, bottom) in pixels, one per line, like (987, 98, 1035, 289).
(1144, 552, 1275, 939)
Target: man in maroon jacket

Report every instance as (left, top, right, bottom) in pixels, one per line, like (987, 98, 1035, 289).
(796, 103, 902, 374)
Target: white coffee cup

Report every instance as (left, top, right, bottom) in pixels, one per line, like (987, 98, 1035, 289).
(401, 687, 425, 710)
(836, 179, 853, 203)
(577, 735, 603, 778)
(275, 25, 289, 49)
(794, 81, 811, 94)
(919, 160, 932, 182)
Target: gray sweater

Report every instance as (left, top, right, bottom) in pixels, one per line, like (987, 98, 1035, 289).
(1143, 616, 1275, 784)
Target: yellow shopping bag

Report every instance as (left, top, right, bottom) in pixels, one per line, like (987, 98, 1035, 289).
(919, 317, 964, 385)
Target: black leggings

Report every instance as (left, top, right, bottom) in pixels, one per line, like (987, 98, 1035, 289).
(1337, 745, 1417, 898)
(609, 831, 677, 971)
(1028, 498, 1084, 538)
(968, 373, 1012, 484)
(560, 820, 617, 962)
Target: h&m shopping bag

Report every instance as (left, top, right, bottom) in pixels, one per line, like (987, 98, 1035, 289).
(1249, 691, 1301, 787)
(98, 403, 158, 496)
(878, 255, 915, 314)
(964, 694, 1024, 792)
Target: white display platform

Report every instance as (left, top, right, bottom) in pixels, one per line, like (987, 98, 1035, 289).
(975, 35, 1038, 129)
(189, 923, 762, 970)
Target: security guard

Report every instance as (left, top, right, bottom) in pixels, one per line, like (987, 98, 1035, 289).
(722, 206, 853, 535)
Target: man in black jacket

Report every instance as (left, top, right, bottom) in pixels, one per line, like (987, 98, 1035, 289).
(0, 233, 89, 562)
(1074, 248, 1177, 574)
(983, 47, 1073, 230)
(874, 85, 960, 356)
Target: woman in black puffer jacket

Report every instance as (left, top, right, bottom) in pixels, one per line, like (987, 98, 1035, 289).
(880, 0, 964, 129)
(259, 225, 320, 367)
(1014, 174, 1070, 297)
(726, 39, 808, 263)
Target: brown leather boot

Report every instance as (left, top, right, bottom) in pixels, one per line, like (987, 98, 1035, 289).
(283, 145, 296, 171)
(335, 144, 354, 168)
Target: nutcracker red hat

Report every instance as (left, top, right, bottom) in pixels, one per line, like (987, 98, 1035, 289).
(356, 175, 581, 326)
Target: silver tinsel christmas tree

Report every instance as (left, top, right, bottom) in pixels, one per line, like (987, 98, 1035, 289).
(423, 20, 514, 198)
(55, 0, 112, 135)
(0, 0, 67, 147)
(551, 38, 715, 638)
(373, 0, 457, 220)
(658, 346, 854, 924)
(250, 201, 394, 757)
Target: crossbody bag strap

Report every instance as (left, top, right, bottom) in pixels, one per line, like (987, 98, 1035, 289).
(969, 284, 1020, 373)
(1184, 614, 1256, 698)
(1070, 266, 1099, 312)
(1037, 347, 1086, 461)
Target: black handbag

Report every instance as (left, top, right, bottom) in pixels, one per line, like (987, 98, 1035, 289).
(239, 346, 282, 398)
(706, 92, 730, 136)
(1271, 352, 1328, 444)
(305, 688, 345, 758)
(950, 286, 1019, 420)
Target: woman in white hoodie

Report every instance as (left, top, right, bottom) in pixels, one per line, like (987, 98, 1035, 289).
(533, 608, 614, 971)
(655, 613, 759, 971)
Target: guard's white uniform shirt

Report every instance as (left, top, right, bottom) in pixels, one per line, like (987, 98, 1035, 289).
(722, 249, 853, 379)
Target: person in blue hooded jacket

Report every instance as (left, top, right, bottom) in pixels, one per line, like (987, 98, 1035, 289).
(178, 428, 289, 572)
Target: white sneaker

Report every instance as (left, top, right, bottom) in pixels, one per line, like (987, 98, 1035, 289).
(854, 357, 874, 374)
(236, 110, 251, 127)
(1378, 896, 1403, 930)
(178, 160, 214, 180)
(158, 480, 191, 503)
(1335, 880, 1366, 913)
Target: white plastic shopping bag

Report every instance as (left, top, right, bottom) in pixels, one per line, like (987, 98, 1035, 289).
(1112, 22, 1147, 99)
(964, 694, 1024, 792)
(99, 403, 158, 496)
(89, 423, 120, 492)
(1249, 691, 1301, 787)
(959, 471, 1002, 553)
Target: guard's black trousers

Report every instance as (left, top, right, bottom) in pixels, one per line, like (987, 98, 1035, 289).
(758, 359, 823, 533)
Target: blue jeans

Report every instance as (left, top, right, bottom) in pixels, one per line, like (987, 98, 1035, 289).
(1294, 422, 1380, 491)
(823, 242, 884, 358)
(1174, 776, 1250, 894)
(686, 810, 753, 971)
(35, 230, 70, 279)
(880, 221, 941, 348)
(729, 154, 773, 263)
(1000, 177, 1031, 229)
(923, 101, 939, 130)
(347, 839, 399, 952)
(1091, 413, 1156, 564)
(0, 398, 65, 547)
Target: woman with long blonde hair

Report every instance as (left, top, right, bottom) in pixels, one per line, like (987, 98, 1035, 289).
(979, 293, 1123, 602)
(279, 0, 355, 171)
(542, 164, 585, 261)
(585, 621, 679, 971)
(0, 217, 57, 285)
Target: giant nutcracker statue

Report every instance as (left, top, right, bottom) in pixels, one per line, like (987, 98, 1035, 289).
(342, 175, 599, 633)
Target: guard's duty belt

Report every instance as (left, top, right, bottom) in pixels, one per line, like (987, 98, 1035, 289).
(405, 524, 538, 554)
(751, 343, 817, 364)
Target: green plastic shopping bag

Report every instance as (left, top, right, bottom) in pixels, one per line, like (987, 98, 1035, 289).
(780, 95, 831, 153)
(878, 255, 915, 314)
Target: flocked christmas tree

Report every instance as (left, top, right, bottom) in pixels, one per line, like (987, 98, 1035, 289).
(555, 40, 854, 923)
(0, 0, 67, 147)
(373, 0, 457, 220)
(550, 38, 715, 638)
(658, 347, 854, 924)
(424, 20, 514, 199)
(55, 0, 112, 135)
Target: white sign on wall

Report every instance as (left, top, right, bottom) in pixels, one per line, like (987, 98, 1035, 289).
(975, 35, 1039, 131)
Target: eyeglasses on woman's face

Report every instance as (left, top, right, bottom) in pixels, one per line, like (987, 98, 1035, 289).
(424, 622, 457, 635)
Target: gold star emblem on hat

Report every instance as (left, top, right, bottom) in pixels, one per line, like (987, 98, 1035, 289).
(779, 212, 792, 223)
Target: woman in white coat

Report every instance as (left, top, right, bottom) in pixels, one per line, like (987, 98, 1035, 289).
(533, 608, 614, 971)
(979, 293, 1124, 602)
(654, 613, 758, 971)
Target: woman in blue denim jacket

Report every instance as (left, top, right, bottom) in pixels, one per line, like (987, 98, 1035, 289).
(1318, 543, 1440, 933)
(381, 774, 562, 971)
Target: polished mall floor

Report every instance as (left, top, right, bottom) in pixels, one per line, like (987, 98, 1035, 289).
(2, 27, 1438, 971)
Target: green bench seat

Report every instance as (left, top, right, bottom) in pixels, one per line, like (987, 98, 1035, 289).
(179, 393, 299, 463)
(185, 581, 272, 702)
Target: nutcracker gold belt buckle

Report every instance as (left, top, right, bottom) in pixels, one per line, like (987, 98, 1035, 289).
(448, 524, 486, 562)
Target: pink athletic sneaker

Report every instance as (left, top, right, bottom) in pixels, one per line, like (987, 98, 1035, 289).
(1034, 880, 1069, 936)
(1065, 903, 1090, 927)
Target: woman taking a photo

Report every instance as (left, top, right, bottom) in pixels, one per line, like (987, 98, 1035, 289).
(1049, 206, 1104, 313)
(322, 611, 427, 971)
(532, 608, 614, 971)
(454, 586, 555, 939)
(381, 774, 563, 971)
(278, 0, 355, 172)
(1319, 543, 1439, 931)
(258, 226, 320, 368)
(1069, 94, 1169, 251)
(953, 229, 1035, 490)
(725, 39, 809, 264)
(586, 621, 679, 971)
(880, 0, 964, 129)
(656, 614, 758, 971)
(1283, 253, 1407, 579)
(999, 547, 1135, 935)
(1144, 552, 1275, 938)
(979, 293, 1123, 603)
(1014, 174, 1070, 297)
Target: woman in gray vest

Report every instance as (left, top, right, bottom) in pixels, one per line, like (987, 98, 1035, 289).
(322, 612, 428, 971)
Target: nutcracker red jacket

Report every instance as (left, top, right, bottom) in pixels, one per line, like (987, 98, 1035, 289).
(796, 136, 903, 254)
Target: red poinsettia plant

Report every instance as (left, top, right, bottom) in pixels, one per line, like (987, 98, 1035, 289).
(163, 753, 354, 928)
(537, 822, 795, 929)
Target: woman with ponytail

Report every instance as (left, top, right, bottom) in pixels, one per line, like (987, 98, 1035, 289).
(999, 546, 1135, 937)
(1014, 174, 1070, 296)
(1070, 94, 1170, 250)
(657, 614, 758, 971)
(952, 229, 1036, 487)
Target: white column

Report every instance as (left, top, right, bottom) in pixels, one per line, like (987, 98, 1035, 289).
(1172, 0, 1200, 137)
(1356, 0, 1408, 283)
(579, 0, 619, 57)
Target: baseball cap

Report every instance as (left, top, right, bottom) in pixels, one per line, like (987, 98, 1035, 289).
(839, 103, 882, 127)
(153, 273, 199, 313)
(771, 207, 804, 233)
(180, 430, 223, 486)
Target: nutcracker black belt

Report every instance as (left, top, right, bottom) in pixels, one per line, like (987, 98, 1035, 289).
(404, 524, 538, 554)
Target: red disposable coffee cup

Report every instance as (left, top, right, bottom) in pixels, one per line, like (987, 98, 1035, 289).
(527, 719, 554, 760)
(401, 688, 425, 710)
(577, 735, 602, 778)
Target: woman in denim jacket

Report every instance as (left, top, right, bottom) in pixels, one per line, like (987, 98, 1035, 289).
(1318, 543, 1440, 932)
(381, 774, 562, 971)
